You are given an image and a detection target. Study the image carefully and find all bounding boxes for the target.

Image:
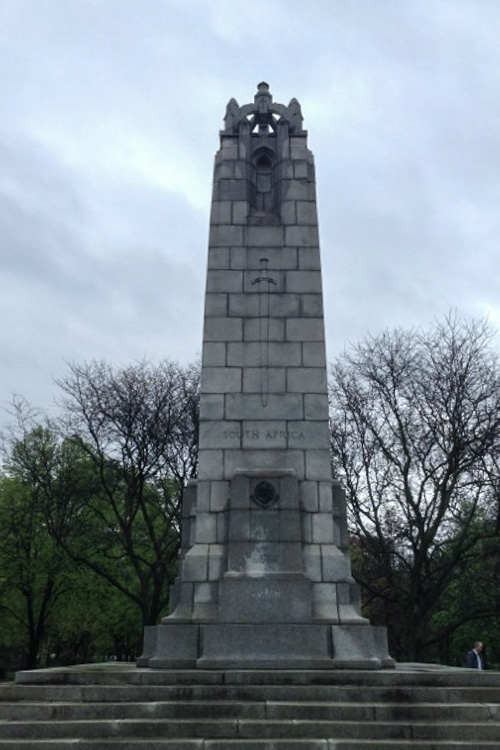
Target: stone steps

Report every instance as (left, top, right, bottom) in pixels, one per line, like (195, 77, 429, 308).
(1, 743, 500, 750)
(2, 717, 500, 740)
(1, 665, 500, 747)
(15, 665, 500, 685)
(0, 700, 499, 722)
(2, 683, 500, 704)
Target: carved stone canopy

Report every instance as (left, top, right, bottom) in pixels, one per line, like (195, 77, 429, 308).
(223, 81, 304, 135)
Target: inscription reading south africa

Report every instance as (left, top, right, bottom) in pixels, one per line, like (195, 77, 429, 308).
(222, 429, 305, 441)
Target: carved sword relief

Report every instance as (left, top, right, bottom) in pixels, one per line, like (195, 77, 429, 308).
(251, 257, 277, 407)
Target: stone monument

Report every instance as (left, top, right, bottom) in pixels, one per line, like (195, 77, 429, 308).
(138, 82, 394, 669)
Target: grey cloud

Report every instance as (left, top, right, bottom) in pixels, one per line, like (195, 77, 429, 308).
(1, 0, 500, 412)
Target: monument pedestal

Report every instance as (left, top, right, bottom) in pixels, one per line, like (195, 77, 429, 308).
(140, 466, 394, 669)
(139, 621, 393, 670)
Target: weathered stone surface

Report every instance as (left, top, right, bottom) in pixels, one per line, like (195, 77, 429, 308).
(197, 449, 224, 480)
(250, 508, 280, 539)
(199, 421, 242, 449)
(140, 82, 393, 671)
(245, 225, 284, 247)
(194, 513, 218, 544)
(210, 481, 230, 511)
(207, 246, 230, 268)
(297, 199, 318, 224)
(277, 509, 301, 540)
(228, 292, 261, 317)
(321, 545, 350, 580)
(148, 623, 199, 667)
(204, 316, 242, 340)
(180, 545, 209, 582)
(224, 448, 305, 478)
(218, 579, 312, 622)
(242, 366, 286, 393)
(215, 161, 235, 179)
(232, 200, 248, 224)
(312, 513, 334, 544)
(302, 341, 327, 366)
(225, 393, 303, 420)
(318, 481, 333, 512)
(294, 161, 309, 179)
(209, 223, 244, 245)
(305, 449, 334, 481)
(301, 481, 319, 512)
(201, 366, 242, 393)
(268, 293, 301, 317)
(285, 420, 330, 449)
(281, 178, 310, 201)
(199, 623, 332, 667)
(299, 246, 321, 269)
(244, 317, 285, 341)
(240, 420, 287, 449)
(228, 341, 302, 367)
(303, 543, 322, 580)
(287, 367, 327, 393)
(204, 294, 229, 317)
(216, 179, 248, 202)
(304, 393, 329, 420)
(243, 268, 285, 293)
(285, 225, 320, 246)
(285, 269, 322, 293)
(281, 199, 297, 224)
(206, 269, 243, 293)
(301, 294, 324, 317)
(248, 246, 297, 269)
(193, 582, 218, 619)
(202, 341, 226, 367)
(286, 318, 325, 341)
(331, 624, 380, 665)
(229, 246, 247, 269)
(313, 582, 339, 620)
(199, 394, 224, 420)
(195, 480, 211, 511)
(208, 543, 226, 579)
(210, 200, 232, 225)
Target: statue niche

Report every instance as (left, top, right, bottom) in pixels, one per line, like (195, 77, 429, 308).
(251, 147, 275, 215)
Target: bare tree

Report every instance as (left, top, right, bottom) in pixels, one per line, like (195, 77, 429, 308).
(329, 316, 500, 660)
(50, 359, 200, 629)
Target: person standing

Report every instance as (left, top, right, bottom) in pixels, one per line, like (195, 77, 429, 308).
(465, 641, 485, 669)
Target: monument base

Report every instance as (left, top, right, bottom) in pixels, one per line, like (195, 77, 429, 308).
(137, 621, 395, 670)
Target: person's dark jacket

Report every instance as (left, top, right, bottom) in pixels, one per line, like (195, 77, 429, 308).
(465, 649, 485, 669)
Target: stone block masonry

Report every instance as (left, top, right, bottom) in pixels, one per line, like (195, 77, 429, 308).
(139, 82, 394, 670)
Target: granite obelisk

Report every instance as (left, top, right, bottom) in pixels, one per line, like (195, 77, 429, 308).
(139, 83, 394, 669)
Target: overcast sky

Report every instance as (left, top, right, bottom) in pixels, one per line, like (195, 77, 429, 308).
(1, 0, 500, 416)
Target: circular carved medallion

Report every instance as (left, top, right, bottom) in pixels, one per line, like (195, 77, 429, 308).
(251, 480, 279, 508)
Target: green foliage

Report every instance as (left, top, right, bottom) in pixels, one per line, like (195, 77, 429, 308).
(0, 460, 74, 669)
(46, 568, 142, 664)
(0, 359, 200, 670)
(430, 514, 500, 667)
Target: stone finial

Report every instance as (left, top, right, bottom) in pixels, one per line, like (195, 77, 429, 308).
(287, 98, 304, 133)
(256, 81, 271, 95)
(254, 81, 273, 112)
(222, 83, 305, 134)
(223, 98, 240, 132)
